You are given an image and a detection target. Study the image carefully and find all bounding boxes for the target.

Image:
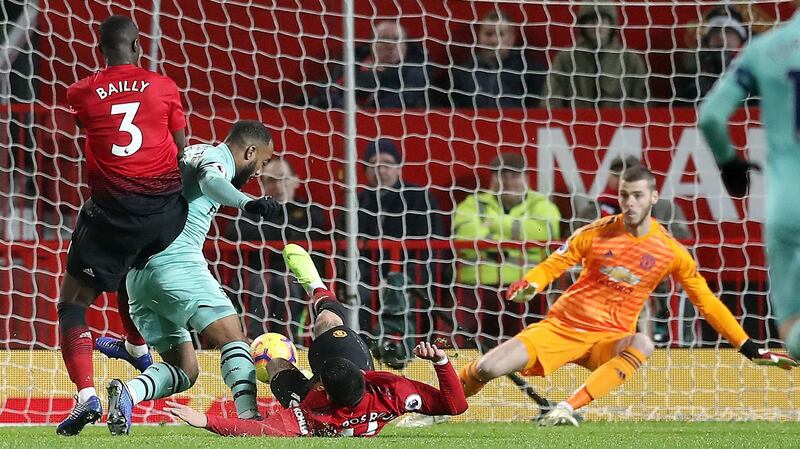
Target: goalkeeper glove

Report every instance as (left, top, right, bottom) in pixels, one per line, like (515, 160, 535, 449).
(506, 279, 538, 304)
(244, 196, 280, 219)
(739, 339, 799, 370)
(718, 157, 761, 198)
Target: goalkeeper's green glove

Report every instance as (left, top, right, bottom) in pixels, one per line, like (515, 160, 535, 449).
(739, 339, 799, 370)
(506, 279, 538, 304)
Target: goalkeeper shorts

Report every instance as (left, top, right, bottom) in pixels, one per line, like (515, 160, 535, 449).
(516, 318, 633, 377)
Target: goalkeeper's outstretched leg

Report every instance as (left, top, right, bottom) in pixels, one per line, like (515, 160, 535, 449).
(459, 323, 655, 427)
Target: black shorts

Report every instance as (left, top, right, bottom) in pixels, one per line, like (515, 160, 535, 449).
(308, 325, 374, 373)
(66, 196, 188, 292)
(270, 325, 373, 407)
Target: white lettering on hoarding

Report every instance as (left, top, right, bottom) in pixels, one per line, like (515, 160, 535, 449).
(536, 126, 766, 222)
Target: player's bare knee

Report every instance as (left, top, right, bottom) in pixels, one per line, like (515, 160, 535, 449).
(201, 316, 246, 348)
(317, 310, 343, 326)
(631, 333, 655, 357)
(476, 338, 529, 380)
(58, 273, 98, 306)
(474, 357, 499, 381)
(313, 313, 341, 338)
(475, 350, 510, 380)
(176, 360, 199, 386)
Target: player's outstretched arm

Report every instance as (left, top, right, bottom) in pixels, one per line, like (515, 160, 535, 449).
(673, 244, 798, 370)
(407, 343, 468, 416)
(243, 195, 280, 219)
(413, 341, 447, 363)
(164, 401, 208, 428)
(166, 400, 307, 437)
(505, 225, 593, 303)
(196, 164, 279, 219)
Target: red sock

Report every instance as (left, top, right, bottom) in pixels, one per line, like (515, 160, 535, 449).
(312, 288, 337, 310)
(312, 288, 347, 322)
(58, 303, 94, 390)
(117, 291, 145, 346)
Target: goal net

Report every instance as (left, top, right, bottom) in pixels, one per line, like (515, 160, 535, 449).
(1, 0, 797, 424)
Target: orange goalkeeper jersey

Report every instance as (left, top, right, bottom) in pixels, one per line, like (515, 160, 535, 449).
(523, 215, 748, 347)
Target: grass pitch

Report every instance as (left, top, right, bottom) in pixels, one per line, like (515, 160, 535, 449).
(0, 422, 798, 449)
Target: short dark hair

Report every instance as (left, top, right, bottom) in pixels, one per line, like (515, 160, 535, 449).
(320, 357, 365, 407)
(489, 152, 526, 173)
(610, 156, 641, 176)
(363, 138, 400, 163)
(99, 15, 139, 52)
(226, 120, 273, 148)
(620, 165, 657, 191)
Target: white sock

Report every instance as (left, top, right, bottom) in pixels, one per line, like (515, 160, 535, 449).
(557, 401, 573, 412)
(77, 387, 97, 403)
(126, 381, 142, 405)
(309, 279, 325, 293)
(125, 340, 149, 358)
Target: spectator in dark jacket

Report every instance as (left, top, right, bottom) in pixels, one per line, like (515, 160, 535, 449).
(225, 159, 329, 342)
(312, 21, 429, 109)
(451, 10, 546, 109)
(547, 3, 647, 109)
(338, 139, 444, 339)
(674, 6, 754, 105)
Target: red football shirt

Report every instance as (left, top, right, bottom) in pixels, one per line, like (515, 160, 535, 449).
(67, 64, 186, 214)
(597, 187, 621, 217)
(204, 361, 468, 437)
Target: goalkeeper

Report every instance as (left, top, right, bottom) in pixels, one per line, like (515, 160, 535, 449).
(698, 10, 800, 360)
(103, 121, 279, 435)
(458, 166, 797, 427)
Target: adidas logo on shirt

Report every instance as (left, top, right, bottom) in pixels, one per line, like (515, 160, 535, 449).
(82, 268, 95, 277)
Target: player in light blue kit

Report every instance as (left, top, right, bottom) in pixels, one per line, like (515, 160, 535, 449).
(699, 12, 800, 360)
(104, 121, 279, 435)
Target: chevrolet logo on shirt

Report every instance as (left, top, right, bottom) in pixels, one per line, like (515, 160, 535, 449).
(599, 265, 641, 285)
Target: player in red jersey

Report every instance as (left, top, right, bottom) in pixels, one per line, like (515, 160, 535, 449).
(57, 15, 189, 436)
(164, 245, 468, 437)
(166, 342, 466, 437)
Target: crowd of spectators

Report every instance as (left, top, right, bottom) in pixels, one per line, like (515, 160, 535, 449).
(298, 4, 774, 110)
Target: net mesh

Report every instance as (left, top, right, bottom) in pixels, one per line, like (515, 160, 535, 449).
(0, 0, 797, 423)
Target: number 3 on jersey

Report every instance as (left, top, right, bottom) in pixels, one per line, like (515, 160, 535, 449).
(110, 102, 142, 157)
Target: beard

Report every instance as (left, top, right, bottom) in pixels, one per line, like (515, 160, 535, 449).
(624, 203, 654, 228)
(231, 160, 257, 189)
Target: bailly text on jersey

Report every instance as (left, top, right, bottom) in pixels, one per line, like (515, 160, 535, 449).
(95, 80, 151, 99)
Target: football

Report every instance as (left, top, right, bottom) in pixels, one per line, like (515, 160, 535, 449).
(250, 332, 298, 383)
